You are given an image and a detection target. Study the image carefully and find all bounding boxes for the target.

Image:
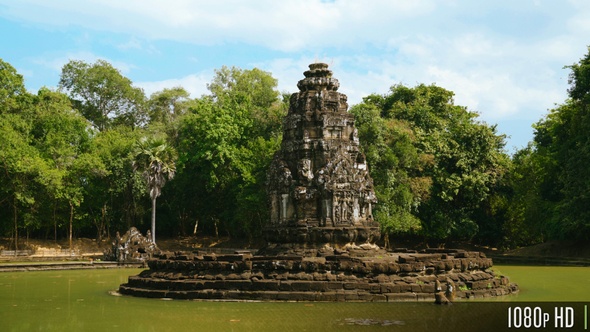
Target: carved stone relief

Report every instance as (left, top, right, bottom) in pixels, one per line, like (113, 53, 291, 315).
(266, 63, 380, 245)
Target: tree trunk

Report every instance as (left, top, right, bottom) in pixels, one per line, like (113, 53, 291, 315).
(214, 218, 219, 239)
(69, 202, 74, 252)
(13, 199, 18, 255)
(96, 203, 107, 243)
(151, 197, 157, 244)
(53, 202, 57, 242)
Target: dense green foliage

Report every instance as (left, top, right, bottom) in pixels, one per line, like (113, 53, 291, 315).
(352, 85, 509, 243)
(59, 60, 146, 130)
(1, 47, 590, 249)
(169, 66, 285, 240)
(502, 46, 590, 243)
(0, 60, 286, 248)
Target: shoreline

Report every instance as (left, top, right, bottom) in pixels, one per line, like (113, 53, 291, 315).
(1, 251, 589, 273)
(0, 261, 145, 272)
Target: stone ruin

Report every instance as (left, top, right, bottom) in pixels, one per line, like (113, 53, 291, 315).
(104, 227, 158, 263)
(264, 62, 379, 251)
(119, 63, 518, 302)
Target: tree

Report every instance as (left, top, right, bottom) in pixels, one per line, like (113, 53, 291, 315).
(351, 101, 427, 246)
(1, 58, 148, 245)
(31, 88, 106, 248)
(566, 45, 590, 105)
(174, 97, 247, 236)
(133, 137, 177, 243)
(83, 126, 146, 241)
(353, 84, 509, 242)
(0, 113, 45, 251)
(515, 46, 590, 241)
(0, 60, 42, 250)
(169, 66, 285, 240)
(499, 145, 549, 247)
(59, 60, 146, 130)
(207, 66, 285, 139)
(0, 58, 26, 112)
(148, 87, 190, 126)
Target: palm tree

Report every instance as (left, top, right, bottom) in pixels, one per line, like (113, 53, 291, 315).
(133, 137, 177, 244)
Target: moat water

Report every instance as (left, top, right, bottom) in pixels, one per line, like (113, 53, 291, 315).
(0, 265, 588, 331)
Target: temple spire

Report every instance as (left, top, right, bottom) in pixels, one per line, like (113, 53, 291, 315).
(266, 63, 379, 246)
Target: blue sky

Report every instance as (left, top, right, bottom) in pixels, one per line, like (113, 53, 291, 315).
(1, 0, 589, 151)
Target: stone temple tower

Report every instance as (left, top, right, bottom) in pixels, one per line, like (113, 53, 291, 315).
(266, 63, 380, 246)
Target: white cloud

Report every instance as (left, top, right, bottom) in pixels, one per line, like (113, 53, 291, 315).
(136, 73, 211, 99)
(3, 0, 588, 148)
(32, 51, 135, 74)
(0, 0, 437, 51)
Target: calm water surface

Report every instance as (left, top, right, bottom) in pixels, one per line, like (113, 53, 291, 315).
(0, 265, 588, 331)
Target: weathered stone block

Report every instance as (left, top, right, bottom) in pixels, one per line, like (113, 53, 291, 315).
(421, 284, 435, 293)
(344, 293, 360, 301)
(398, 255, 416, 263)
(386, 263, 400, 273)
(291, 281, 313, 291)
(386, 293, 417, 301)
(225, 280, 252, 291)
(203, 254, 217, 261)
(398, 284, 412, 292)
(325, 281, 343, 290)
(399, 264, 412, 272)
(357, 292, 375, 301)
(251, 280, 279, 291)
(410, 284, 422, 292)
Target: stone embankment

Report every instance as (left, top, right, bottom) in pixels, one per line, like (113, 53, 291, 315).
(0, 247, 143, 272)
(489, 254, 590, 266)
(0, 261, 144, 272)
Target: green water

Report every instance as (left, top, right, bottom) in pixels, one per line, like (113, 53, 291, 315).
(493, 265, 590, 302)
(0, 266, 588, 331)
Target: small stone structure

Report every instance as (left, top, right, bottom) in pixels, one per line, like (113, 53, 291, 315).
(119, 64, 518, 301)
(104, 227, 158, 262)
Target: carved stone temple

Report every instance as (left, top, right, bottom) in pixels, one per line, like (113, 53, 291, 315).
(119, 64, 518, 302)
(265, 62, 380, 248)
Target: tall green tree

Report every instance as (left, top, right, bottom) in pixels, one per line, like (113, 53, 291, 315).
(59, 60, 146, 130)
(353, 84, 509, 242)
(175, 97, 248, 236)
(0, 113, 46, 251)
(0, 58, 27, 112)
(517, 46, 590, 241)
(148, 87, 190, 126)
(567, 46, 590, 105)
(171, 66, 285, 240)
(0, 59, 42, 250)
(31, 88, 105, 248)
(207, 66, 285, 139)
(499, 145, 549, 247)
(84, 126, 146, 240)
(133, 137, 177, 243)
(351, 101, 427, 246)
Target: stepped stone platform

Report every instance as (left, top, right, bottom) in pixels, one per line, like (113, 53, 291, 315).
(119, 63, 518, 301)
(119, 245, 518, 301)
